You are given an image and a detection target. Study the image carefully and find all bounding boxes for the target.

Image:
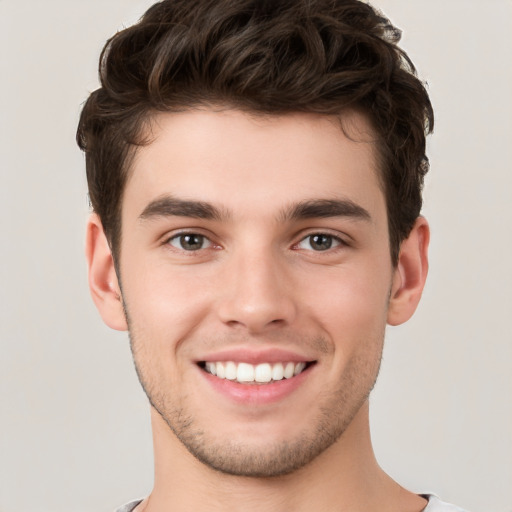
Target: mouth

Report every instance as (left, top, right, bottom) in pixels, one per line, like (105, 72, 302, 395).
(198, 360, 315, 384)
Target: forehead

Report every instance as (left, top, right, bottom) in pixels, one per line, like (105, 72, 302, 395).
(124, 108, 384, 221)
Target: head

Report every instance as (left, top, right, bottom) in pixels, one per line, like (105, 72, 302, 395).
(79, 0, 432, 479)
(77, 0, 433, 267)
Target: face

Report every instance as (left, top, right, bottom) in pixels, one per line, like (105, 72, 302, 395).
(116, 109, 397, 477)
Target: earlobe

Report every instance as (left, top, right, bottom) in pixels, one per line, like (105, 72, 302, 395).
(387, 217, 430, 326)
(85, 214, 128, 331)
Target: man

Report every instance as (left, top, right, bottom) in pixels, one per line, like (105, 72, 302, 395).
(77, 1, 467, 510)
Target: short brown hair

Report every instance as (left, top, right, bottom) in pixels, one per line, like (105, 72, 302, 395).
(77, 0, 433, 265)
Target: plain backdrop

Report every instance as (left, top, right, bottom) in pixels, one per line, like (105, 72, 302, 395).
(1, 1, 511, 511)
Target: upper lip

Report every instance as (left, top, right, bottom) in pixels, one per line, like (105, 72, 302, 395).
(196, 348, 316, 365)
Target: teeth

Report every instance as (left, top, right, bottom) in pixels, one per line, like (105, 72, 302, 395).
(283, 362, 295, 379)
(254, 363, 272, 383)
(271, 363, 284, 381)
(237, 362, 255, 382)
(204, 361, 309, 383)
(225, 361, 237, 380)
(294, 362, 306, 375)
(216, 362, 226, 379)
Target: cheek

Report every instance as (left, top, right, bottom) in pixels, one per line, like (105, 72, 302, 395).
(311, 275, 388, 391)
(303, 264, 391, 343)
(121, 262, 216, 352)
(124, 277, 206, 396)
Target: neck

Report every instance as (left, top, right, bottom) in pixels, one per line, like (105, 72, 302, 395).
(140, 402, 427, 512)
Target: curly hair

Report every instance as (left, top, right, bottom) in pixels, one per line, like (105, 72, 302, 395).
(77, 0, 433, 265)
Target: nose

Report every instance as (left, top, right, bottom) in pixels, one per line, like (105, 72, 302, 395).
(216, 248, 297, 333)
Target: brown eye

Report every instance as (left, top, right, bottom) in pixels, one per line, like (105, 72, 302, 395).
(169, 233, 211, 251)
(297, 233, 342, 251)
(309, 234, 332, 251)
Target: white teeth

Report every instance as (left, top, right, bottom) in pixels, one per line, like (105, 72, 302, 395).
(294, 362, 306, 375)
(237, 362, 255, 382)
(271, 363, 284, 381)
(283, 362, 295, 379)
(216, 362, 226, 379)
(204, 360, 309, 383)
(254, 363, 272, 383)
(206, 362, 216, 376)
(225, 361, 237, 380)
(272, 363, 284, 380)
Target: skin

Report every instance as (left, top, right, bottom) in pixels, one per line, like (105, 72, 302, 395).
(86, 108, 430, 512)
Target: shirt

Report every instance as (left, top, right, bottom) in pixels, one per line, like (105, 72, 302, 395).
(115, 494, 469, 511)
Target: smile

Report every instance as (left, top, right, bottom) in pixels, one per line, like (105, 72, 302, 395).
(201, 361, 311, 384)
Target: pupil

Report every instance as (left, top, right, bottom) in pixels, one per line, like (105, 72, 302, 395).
(311, 234, 332, 250)
(181, 234, 203, 250)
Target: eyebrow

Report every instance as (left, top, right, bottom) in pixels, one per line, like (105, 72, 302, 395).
(138, 195, 371, 224)
(280, 199, 371, 223)
(138, 195, 227, 221)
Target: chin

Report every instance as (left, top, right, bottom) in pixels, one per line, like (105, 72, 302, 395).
(151, 388, 368, 478)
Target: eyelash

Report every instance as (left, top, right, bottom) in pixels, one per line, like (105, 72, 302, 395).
(164, 231, 347, 253)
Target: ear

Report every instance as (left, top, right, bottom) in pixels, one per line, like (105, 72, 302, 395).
(85, 214, 128, 331)
(387, 216, 430, 326)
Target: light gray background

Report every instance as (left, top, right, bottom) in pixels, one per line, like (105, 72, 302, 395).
(1, 1, 511, 511)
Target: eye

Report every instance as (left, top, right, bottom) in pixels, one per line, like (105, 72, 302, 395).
(168, 233, 212, 251)
(296, 233, 342, 251)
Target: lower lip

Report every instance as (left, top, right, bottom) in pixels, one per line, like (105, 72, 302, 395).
(199, 365, 314, 404)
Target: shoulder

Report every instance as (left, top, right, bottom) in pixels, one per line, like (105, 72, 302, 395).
(114, 499, 144, 512)
(422, 494, 470, 512)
